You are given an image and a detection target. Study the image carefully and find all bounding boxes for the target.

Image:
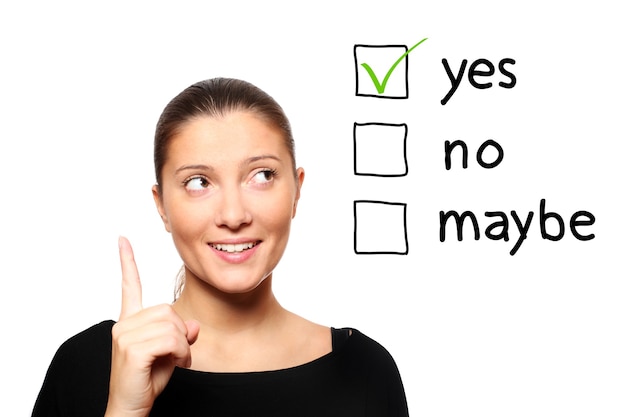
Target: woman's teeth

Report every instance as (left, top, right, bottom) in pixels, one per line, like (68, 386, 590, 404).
(211, 242, 256, 253)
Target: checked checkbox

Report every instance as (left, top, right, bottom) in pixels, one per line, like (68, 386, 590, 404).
(354, 38, 427, 99)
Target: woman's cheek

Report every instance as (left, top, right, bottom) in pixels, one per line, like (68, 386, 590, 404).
(169, 203, 209, 238)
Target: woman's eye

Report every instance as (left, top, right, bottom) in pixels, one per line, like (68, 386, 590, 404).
(251, 169, 276, 184)
(184, 177, 210, 191)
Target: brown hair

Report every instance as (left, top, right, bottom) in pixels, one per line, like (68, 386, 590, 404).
(154, 77, 296, 188)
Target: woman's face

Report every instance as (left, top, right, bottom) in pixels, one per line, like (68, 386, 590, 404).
(153, 111, 304, 294)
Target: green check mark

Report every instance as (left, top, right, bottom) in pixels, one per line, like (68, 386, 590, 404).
(360, 37, 428, 94)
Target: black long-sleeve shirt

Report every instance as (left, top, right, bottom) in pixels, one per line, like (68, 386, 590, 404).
(33, 320, 409, 416)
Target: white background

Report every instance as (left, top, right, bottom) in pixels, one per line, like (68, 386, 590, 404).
(2, 1, 624, 416)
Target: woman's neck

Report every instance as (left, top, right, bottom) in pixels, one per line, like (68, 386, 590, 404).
(172, 271, 284, 335)
(170, 270, 331, 373)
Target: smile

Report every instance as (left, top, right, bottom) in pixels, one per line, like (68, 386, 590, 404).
(210, 242, 258, 253)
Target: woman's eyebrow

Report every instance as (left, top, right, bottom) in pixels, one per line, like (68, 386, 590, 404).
(175, 164, 213, 174)
(174, 156, 281, 174)
(243, 154, 281, 165)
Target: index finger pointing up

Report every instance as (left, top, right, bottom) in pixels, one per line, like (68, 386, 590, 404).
(118, 236, 143, 320)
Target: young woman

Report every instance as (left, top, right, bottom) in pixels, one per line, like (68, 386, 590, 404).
(32, 78, 409, 416)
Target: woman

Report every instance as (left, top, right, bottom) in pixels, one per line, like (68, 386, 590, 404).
(32, 78, 409, 416)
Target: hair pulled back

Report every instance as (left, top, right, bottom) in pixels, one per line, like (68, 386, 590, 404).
(154, 78, 296, 187)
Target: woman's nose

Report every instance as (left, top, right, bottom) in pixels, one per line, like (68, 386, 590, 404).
(214, 187, 252, 229)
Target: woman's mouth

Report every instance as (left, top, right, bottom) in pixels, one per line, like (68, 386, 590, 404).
(209, 241, 258, 253)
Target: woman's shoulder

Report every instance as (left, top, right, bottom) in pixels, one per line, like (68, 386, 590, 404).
(69, 320, 115, 340)
(332, 327, 401, 371)
(32, 321, 115, 416)
(56, 320, 115, 355)
(332, 327, 391, 350)
(330, 327, 408, 414)
(47, 320, 115, 370)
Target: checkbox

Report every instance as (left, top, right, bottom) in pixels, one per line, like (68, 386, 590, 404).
(354, 44, 410, 99)
(354, 122, 408, 177)
(354, 39, 427, 99)
(354, 200, 408, 255)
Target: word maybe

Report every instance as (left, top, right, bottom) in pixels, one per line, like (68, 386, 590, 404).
(439, 199, 595, 255)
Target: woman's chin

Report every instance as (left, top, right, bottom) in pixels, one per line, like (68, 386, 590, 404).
(186, 270, 273, 298)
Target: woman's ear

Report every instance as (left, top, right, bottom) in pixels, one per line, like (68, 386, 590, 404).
(292, 167, 305, 218)
(152, 184, 171, 232)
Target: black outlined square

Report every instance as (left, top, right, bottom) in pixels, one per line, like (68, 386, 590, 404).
(354, 122, 408, 177)
(354, 200, 408, 255)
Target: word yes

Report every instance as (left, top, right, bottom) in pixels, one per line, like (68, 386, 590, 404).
(441, 58, 516, 105)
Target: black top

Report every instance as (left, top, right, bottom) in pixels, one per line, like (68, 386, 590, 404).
(32, 320, 409, 416)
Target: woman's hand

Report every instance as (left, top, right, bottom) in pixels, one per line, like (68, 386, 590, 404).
(105, 237, 200, 417)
